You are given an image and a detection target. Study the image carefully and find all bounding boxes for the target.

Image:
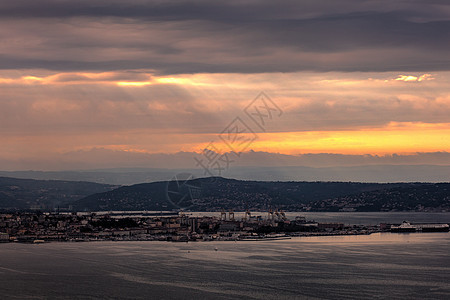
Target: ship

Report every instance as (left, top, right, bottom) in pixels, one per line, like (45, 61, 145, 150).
(391, 221, 449, 233)
(390, 221, 416, 232)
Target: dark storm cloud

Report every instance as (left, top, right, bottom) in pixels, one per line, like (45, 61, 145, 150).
(0, 0, 449, 73)
(0, 0, 363, 20)
(0, 0, 448, 22)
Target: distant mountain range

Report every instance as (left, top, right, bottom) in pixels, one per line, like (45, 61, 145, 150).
(1, 176, 448, 212)
(2, 149, 449, 173)
(1, 164, 450, 185)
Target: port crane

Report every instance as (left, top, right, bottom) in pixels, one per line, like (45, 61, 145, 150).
(243, 209, 251, 221)
(220, 209, 227, 221)
(228, 210, 235, 221)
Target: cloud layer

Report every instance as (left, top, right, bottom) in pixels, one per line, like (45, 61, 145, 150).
(0, 0, 449, 73)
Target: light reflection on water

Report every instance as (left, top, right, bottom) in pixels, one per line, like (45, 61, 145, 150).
(0, 232, 449, 299)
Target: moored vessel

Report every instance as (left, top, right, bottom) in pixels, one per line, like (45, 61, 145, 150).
(391, 221, 449, 233)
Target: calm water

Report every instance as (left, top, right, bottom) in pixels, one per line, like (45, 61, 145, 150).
(0, 233, 449, 299)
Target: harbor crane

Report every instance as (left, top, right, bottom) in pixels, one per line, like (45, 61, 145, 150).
(244, 209, 251, 221)
(229, 210, 235, 221)
(220, 209, 227, 221)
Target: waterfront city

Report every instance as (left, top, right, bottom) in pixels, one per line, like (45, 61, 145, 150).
(1, 211, 448, 243)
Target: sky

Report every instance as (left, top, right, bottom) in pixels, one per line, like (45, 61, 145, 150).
(0, 0, 449, 171)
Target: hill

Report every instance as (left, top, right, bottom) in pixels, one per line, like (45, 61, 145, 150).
(0, 177, 116, 210)
(310, 183, 450, 212)
(71, 177, 450, 212)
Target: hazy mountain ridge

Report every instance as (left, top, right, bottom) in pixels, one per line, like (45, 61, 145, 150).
(1, 149, 449, 177)
(1, 164, 449, 185)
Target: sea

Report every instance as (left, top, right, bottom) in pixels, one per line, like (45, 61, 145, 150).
(0, 212, 449, 299)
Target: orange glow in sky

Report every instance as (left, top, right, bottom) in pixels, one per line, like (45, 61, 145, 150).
(0, 70, 449, 170)
(196, 122, 450, 155)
